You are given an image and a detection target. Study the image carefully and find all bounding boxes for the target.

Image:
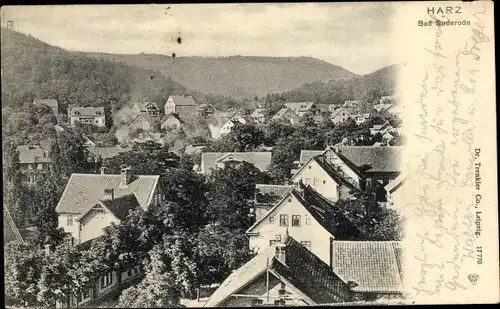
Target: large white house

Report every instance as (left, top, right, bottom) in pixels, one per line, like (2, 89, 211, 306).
(69, 106, 106, 127)
(246, 184, 359, 266)
(219, 115, 246, 136)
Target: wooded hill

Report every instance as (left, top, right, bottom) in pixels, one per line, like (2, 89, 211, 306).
(79, 52, 357, 99)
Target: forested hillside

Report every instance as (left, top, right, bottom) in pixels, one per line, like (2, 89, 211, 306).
(1, 28, 193, 113)
(265, 64, 400, 109)
(81, 52, 357, 99)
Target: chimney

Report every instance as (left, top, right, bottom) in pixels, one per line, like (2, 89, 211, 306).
(100, 166, 107, 175)
(104, 188, 114, 200)
(275, 244, 287, 264)
(120, 165, 132, 186)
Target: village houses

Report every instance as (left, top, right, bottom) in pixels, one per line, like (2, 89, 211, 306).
(33, 98, 59, 115)
(126, 114, 160, 133)
(330, 107, 352, 124)
(384, 173, 406, 210)
(132, 101, 161, 118)
(164, 94, 198, 118)
(283, 101, 316, 117)
(197, 103, 216, 118)
(160, 113, 184, 131)
(246, 183, 359, 266)
(250, 107, 266, 123)
(198, 151, 272, 175)
(353, 113, 371, 125)
(271, 106, 301, 124)
(254, 184, 294, 222)
(17, 144, 51, 184)
(219, 115, 247, 136)
(205, 234, 404, 306)
(69, 106, 106, 127)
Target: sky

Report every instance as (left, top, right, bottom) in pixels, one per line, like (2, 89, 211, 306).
(2, 3, 396, 75)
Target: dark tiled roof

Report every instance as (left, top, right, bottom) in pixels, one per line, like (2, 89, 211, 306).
(255, 184, 294, 204)
(284, 102, 315, 113)
(335, 146, 402, 173)
(201, 152, 272, 173)
(204, 235, 351, 307)
(331, 241, 404, 293)
(3, 205, 24, 245)
(312, 156, 362, 194)
(162, 113, 185, 124)
(126, 114, 160, 127)
(134, 101, 159, 111)
(17, 145, 51, 164)
(100, 193, 141, 221)
(271, 107, 299, 121)
(34, 98, 58, 108)
(273, 236, 352, 303)
(170, 95, 197, 106)
(292, 185, 360, 240)
(299, 150, 324, 164)
(55, 173, 159, 214)
(70, 106, 105, 116)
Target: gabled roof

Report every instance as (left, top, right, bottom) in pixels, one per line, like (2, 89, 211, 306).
(3, 205, 25, 245)
(331, 241, 404, 293)
(334, 146, 402, 173)
(55, 173, 159, 214)
(247, 185, 359, 239)
(272, 107, 299, 121)
(17, 145, 51, 164)
(312, 157, 362, 194)
(223, 116, 246, 127)
(284, 101, 315, 113)
(330, 107, 351, 119)
(204, 235, 351, 307)
(184, 144, 206, 155)
(250, 108, 265, 118)
(161, 113, 185, 124)
(201, 152, 272, 173)
(70, 107, 105, 117)
(169, 95, 197, 106)
(371, 122, 392, 131)
(33, 98, 58, 108)
(134, 101, 159, 111)
(255, 184, 294, 204)
(87, 146, 131, 160)
(126, 114, 160, 127)
(76, 193, 141, 222)
(299, 150, 324, 164)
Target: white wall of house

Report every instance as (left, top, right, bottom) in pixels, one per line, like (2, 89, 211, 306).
(58, 213, 80, 240)
(165, 98, 175, 114)
(98, 271, 118, 295)
(323, 149, 361, 187)
(161, 117, 181, 131)
(291, 160, 341, 202)
(79, 207, 120, 244)
(220, 120, 235, 135)
(70, 115, 106, 128)
(248, 194, 333, 266)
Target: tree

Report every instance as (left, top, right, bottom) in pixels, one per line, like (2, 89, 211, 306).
(4, 242, 44, 307)
(206, 163, 258, 229)
(50, 129, 92, 178)
(118, 245, 183, 308)
(194, 225, 255, 285)
(334, 194, 404, 241)
(2, 140, 23, 224)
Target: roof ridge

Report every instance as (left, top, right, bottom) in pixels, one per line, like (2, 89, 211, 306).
(71, 173, 160, 178)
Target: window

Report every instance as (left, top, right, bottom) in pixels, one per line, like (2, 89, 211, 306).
(366, 178, 373, 188)
(279, 214, 289, 226)
(37, 163, 43, 170)
(301, 241, 312, 251)
(323, 180, 326, 184)
(127, 269, 133, 276)
(251, 299, 264, 306)
(101, 272, 113, 288)
(291, 215, 301, 227)
(308, 165, 311, 169)
(305, 217, 311, 225)
(67, 215, 73, 226)
(269, 216, 275, 224)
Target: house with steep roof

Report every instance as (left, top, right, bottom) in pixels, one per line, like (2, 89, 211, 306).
(294, 146, 402, 201)
(250, 108, 266, 123)
(283, 101, 316, 117)
(197, 103, 216, 118)
(126, 114, 160, 133)
(69, 106, 106, 127)
(370, 122, 394, 136)
(246, 184, 359, 266)
(330, 107, 352, 124)
(254, 184, 294, 221)
(132, 101, 161, 118)
(290, 154, 362, 202)
(86, 145, 132, 163)
(160, 113, 184, 131)
(353, 113, 371, 125)
(331, 241, 404, 301)
(271, 106, 301, 124)
(165, 94, 198, 118)
(55, 166, 162, 244)
(384, 174, 406, 210)
(17, 145, 51, 184)
(219, 115, 246, 136)
(33, 98, 59, 115)
(199, 152, 272, 175)
(204, 235, 353, 307)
